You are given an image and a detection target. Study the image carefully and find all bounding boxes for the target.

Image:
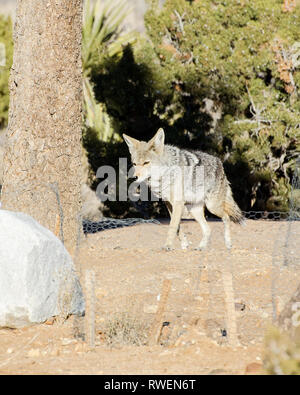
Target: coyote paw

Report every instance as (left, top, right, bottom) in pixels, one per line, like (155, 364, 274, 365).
(195, 240, 209, 251)
(225, 238, 232, 250)
(194, 246, 206, 251)
(180, 241, 189, 250)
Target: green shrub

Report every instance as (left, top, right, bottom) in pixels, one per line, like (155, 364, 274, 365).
(0, 15, 13, 128)
(91, 0, 300, 212)
(264, 327, 300, 375)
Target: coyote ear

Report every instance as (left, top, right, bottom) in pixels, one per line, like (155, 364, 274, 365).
(123, 134, 139, 153)
(149, 128, 165, 154)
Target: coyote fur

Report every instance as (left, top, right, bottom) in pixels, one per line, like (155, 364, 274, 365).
(123, 128, 244, 250)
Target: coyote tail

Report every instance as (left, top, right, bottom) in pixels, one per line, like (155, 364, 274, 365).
(223, 183, 245, 225)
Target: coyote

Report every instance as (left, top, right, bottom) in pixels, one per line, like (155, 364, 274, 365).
(123, 128, 244, 250)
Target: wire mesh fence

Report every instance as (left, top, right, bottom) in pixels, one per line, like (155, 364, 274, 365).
(83, 217, 160, 234)
(0, 160, 299, 348)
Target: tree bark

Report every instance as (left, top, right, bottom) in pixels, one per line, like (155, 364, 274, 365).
(1, 0, 83, 255)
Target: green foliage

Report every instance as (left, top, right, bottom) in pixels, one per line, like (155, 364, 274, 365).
(0, 15, 13, 128)
(144, 0, 300, 211)
(82, 0, 144, 217)
(91, 0, 300, 212)
(82, 0, 137, 143)
(82, 0, 136, 73)
(264, 327, 300, 375)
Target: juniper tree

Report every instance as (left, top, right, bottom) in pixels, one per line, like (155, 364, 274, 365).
(92, 0, 300, 212)
(142, 0, 300, 211)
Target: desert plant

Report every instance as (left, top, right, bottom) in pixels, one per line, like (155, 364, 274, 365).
(82, 0, 137, 142)
(264, 327, 300, 375)
(92, 0, 300, 212)
(0, 15, 13, 128)
(102, 312, 149, 347)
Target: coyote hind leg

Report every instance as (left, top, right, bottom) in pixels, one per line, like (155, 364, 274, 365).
(206, 200, 232, 250)
(189, 205, 211, 250)
(222, 213, 232, 250)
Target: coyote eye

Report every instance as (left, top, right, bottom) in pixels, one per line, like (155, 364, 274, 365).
(143, 161, 150, 165)
(133, 162, 136, 166)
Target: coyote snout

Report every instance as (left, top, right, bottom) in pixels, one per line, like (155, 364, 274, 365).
(123, 128, 244, 250)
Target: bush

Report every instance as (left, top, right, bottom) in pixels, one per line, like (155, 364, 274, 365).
(82, 0, 136, 143)
(264, 327, 300, 375)
(0, 15, 13, 128)
(101, 312, 149, 347)
(91, 0, 300, 213)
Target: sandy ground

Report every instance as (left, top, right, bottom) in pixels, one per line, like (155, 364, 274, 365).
(0, 218, 299, 375)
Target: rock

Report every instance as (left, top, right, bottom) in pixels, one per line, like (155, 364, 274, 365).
(0, 210, 85, 328)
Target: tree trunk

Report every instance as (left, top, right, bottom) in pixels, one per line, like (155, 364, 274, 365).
(1, 0, 83, 255)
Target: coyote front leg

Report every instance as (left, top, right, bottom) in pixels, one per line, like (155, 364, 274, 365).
(165, 201, 189, 249)
(164, 202, 184, 250)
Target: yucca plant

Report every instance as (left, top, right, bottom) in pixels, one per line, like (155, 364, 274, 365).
(82, 0, 137, 142)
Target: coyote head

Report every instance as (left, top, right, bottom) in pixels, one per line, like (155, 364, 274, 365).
(123, 128, 165, 182)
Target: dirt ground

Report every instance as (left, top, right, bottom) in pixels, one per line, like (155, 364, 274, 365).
(0, 218, 299, 375)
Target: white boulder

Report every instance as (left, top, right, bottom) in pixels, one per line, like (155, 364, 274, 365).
(0, 210, 85, 328)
